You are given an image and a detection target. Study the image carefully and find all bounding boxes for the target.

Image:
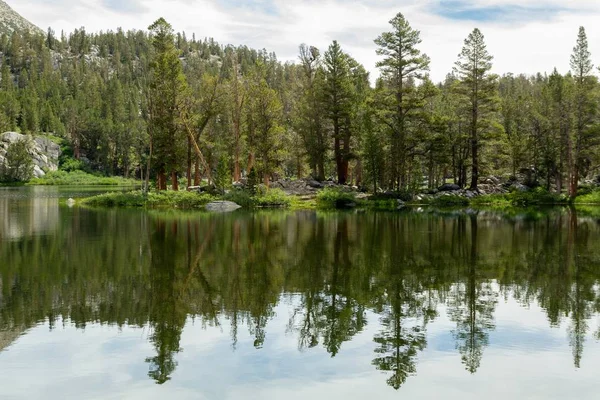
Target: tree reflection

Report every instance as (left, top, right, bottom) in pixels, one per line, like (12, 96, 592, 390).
(146, 218, 186, 384)
(2, 207, 600, 387)
(447, 214, 497, 374)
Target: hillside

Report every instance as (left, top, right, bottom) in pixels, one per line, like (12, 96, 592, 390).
(0, 0, 43, 35)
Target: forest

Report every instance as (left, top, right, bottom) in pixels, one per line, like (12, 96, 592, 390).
(1, 13, 599, 197)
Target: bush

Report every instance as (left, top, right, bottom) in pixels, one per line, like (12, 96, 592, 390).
(316, 188, 357, 209)
(510, 187, 567, 206)
(1, 139, 34, 182)
(255, 188, 292, 208)
(60, 157, 88, 173)
(223, 190, 256, 208)
(575, 189, 600, 204)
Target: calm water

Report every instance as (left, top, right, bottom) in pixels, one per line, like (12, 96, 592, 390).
(1, 187, 600, 399)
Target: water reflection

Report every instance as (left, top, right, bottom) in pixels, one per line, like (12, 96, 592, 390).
(1, 202, 600, 391)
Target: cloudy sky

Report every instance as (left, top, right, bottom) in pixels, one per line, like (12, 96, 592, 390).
(8, 0, 600, 82)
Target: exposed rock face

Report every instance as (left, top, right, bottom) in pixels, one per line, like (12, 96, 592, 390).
(0, 1, 43, 35)
(0, 132, 61, 178)
(205, 201, 241, 213)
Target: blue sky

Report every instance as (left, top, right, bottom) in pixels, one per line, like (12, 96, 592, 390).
(9, 0, 600, 82)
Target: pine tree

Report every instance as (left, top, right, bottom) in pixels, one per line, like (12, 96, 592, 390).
(454, 28, 498, 190)
(374, 13, 430, 191)
(569, 27, 597, 198)
(323, 40, 353, 184)
(147, 18, 188, 191)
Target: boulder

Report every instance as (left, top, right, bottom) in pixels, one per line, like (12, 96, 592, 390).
(206, 201, 242, 213)
(307, 180, 324, 189)
(509, 183, 530, 193)
(438, 183, 460, 192)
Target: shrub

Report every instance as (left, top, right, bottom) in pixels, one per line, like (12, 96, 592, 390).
(60, 157, 86, 172)
(247, 167, 258, 196)
(575, 189, 600, 204)
(255, 188, 292, 208)
(223, 190, 256, 208)
(316, 188, 357, 209)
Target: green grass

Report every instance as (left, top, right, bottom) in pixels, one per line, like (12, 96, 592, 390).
(472, 188, 568, 207)
(81, 190, 216, 209)
(224, 188, 304, 209)
(316, 188, 358, 209)
(82, 188, 301, 210)
(575, 189, 600, 204)
(28, 170, 139, 186)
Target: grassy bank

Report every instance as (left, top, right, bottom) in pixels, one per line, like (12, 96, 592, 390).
(79, 185, 600, 212)
(28, 171, 140, 186)
(81, 188, 315, 210)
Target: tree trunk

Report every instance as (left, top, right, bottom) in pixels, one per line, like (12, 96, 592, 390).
(171, 171, 179, 191)
(158, 170, 167, 191)
(194, 158, 201, 186)
(335, 134, 343, 184)
(187, 135, 192, 189)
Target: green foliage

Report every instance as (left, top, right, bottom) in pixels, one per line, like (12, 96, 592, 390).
(316, 188, 357, 209)
(213, 155, 230, 194)
(575, 189, 600, 204)
(29, 170, 139, 186)
(60, 157, 87, 172)
(472, 188, 568, 207)
(246, 167, 258, 196)
(223, 190, 255, 208)
(82, 190, 215, 209)
(0, 139, 34, 182)
(429, 195, 469, 207)
(254, 188, 292, 208)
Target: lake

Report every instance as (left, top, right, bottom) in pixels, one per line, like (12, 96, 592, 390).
(1, 187, 600, 399)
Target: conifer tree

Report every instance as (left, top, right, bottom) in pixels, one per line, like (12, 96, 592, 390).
(454, 28, 498, 190)
(374, 13, 430, 191)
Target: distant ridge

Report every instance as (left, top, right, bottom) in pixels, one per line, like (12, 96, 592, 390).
(0, 0, 43, 35)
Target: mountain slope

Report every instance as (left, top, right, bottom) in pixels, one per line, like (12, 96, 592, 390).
(0, 0, 43, 35)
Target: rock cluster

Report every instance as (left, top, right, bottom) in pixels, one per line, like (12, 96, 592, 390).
(0, 132, 61, 178)
(269, 178, 358, 196)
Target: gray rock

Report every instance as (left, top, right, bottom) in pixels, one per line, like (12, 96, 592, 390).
(206, 201, 242, 213)
(307, 180, 324, 189)
(510, 183, 530, 192)
(438, 183, 461, 192)
(0, 132, 60, 173)
(33, 165, 45, 178)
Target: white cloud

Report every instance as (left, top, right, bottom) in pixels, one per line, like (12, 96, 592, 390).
(8, 0, 600, 82)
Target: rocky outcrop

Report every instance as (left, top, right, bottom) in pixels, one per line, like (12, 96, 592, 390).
(268, 178, 358, 196)
(0, 0, 43, 35)
(0, 132, 61, 178)
(206, 201, 241, 213)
